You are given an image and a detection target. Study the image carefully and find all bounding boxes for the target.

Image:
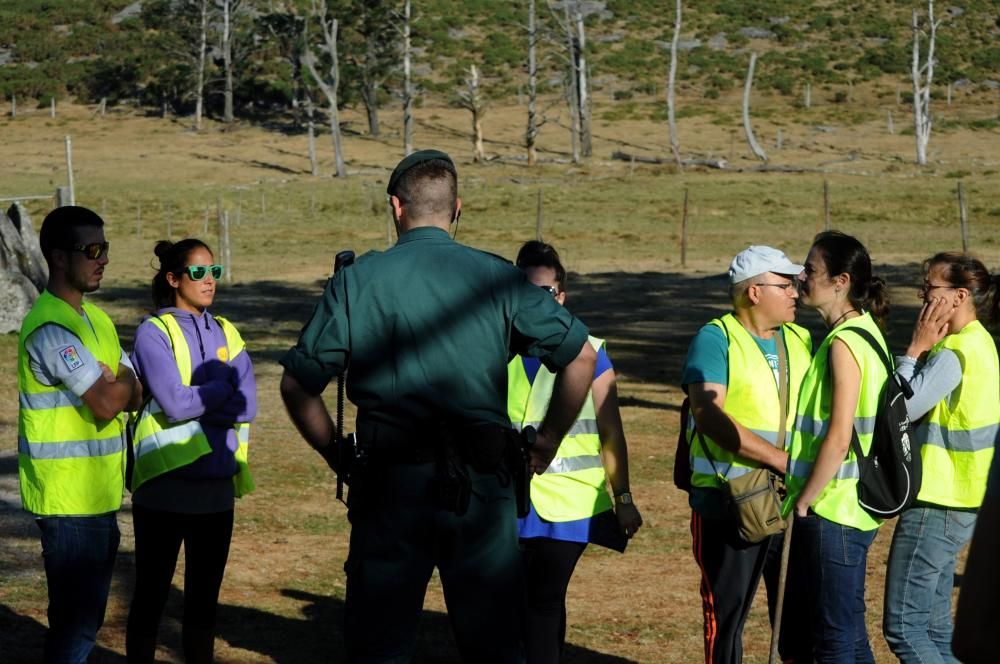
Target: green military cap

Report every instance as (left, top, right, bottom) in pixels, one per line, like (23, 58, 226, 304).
(387, 149, 456, 195)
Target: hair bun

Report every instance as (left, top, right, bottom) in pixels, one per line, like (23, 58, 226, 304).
(153, 240, 174, 261)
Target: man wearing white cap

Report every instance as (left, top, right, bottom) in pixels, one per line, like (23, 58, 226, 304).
(681, 245, 813, 663)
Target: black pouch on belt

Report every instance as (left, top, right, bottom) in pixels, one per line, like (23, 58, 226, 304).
(432, 444, 471, 516)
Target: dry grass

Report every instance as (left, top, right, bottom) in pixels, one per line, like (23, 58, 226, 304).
(1, 88, 998, 662)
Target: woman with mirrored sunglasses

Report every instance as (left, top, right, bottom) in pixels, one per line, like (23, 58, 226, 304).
(508, 240, 642, 663)
(883, 252, 1000, 663)
(125, 239, 257, 663)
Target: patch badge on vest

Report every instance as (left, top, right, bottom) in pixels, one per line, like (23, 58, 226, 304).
(59, 345, 84, 372)
(217, 346, 229, 362)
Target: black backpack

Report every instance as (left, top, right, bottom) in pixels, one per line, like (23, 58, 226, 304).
(837, 326, 921, 519)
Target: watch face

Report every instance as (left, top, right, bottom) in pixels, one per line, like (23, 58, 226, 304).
(617, 493, 632, 505)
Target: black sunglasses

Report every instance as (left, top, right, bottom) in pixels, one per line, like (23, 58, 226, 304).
(67, 242, 110, 260)
(539, 285, 559, 297)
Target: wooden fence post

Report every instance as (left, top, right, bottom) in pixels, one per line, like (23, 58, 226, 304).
(64, 136, 75, 206)
(218, 209, 232, 283)
(536, 189, 544, 241)
(681, 188, 689, 268)
(957, 181, 969, 252)
(823, 180, 831, 231)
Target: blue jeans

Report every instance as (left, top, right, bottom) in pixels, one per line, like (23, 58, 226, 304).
(883, 506, 977, 664)
(37, 514, 120, 664)
(784, 513, 878, 664)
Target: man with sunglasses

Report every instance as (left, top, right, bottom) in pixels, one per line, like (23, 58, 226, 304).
(17, 205, 143, 663)
(280, 150, 596, 662)
(681, 245, 812, 664)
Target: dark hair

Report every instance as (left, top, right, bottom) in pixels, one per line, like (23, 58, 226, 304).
(515, 241, 566, 288)
(392, 158, 458, 222)
(811, 230, 890, 328)
(925, 251, 1000, 326)
(151, 238, 213, 309)
(39, 206, 104, 263)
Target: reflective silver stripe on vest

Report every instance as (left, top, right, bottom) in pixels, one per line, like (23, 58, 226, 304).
(513, 420, 599, 436)
(237, 426, 249, 444)
(794, 414, 878, 438)
(135, 419, 205, 458)
(786, 458, 860, 480)
(544, 454, 604, 474)
(691, 456, 755, 480)
(18, 435, 122, 459)
(918, 422, 999, 453)
(19, 390, 83, 410)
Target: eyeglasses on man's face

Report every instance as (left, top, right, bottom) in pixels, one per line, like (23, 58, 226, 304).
(754, 281, 797, 295)
(67, 242, 110, 260)
(539, 285, 559, 297)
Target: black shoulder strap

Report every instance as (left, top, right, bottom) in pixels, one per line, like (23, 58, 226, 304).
(837, 325, 893, 375)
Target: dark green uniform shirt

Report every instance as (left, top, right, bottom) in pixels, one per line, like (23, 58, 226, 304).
(280, 227, 589, 437)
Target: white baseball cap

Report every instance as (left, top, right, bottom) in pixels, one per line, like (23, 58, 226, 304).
(728, 245, 804, 284)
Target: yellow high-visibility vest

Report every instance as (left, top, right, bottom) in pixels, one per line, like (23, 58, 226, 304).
(507, 336, 611, 522)
(916, 320, 998, 508)
(18, 290, 126, 516)
(131, 313, 254, 497)
(783, 313, 888, 531)
(688, 314, 812, 490)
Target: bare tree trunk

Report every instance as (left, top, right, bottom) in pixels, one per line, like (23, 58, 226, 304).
(912, 1, 939, 166)
(526, 0, 538, 166)
(195, 0, 208, 130)
(461, 65, 486, 163)
(742, 52, 768, 162)
(402, 0, 414, 156)
(574, 6, 591, 157)
(361, 20, 381, 137)
(303, 1, 346, 177)
(306, 98, 319, 176)
(804, 81, 811, 109)
(666, 0, 682, 167)
(222, 0, 234, 124)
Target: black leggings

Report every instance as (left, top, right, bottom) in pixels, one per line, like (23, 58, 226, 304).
(126, 505, 234, 662)
(521, 538, 588, 664)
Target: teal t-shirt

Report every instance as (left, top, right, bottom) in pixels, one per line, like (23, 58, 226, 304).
(681, 324, 782, 389)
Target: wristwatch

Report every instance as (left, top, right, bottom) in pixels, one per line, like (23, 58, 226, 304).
(614, 492, 633, 505)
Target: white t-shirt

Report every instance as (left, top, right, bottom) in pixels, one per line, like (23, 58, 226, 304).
(25, 318, 132, 397)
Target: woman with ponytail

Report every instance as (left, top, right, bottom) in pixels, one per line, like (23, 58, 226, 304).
(883, 253, 999, 663)
(781, 231, 891, 663)
(126, 239, 257, 663)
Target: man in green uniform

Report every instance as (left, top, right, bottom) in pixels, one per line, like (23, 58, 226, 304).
(280, 150, 596, 662)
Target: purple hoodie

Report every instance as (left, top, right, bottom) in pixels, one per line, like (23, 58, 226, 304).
(131, 307, 257, 481)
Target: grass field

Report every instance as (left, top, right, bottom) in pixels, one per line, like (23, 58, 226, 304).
(1, 87, 998, 662)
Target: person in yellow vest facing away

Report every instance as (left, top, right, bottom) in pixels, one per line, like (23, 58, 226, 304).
(125, 239, 257, 663)
(882, 253, 1000, 663)
(782, 231, 891, 663)
(508, 241, 643, 663)
(18, 206, 143, 663)
(683, 245, 811, 664)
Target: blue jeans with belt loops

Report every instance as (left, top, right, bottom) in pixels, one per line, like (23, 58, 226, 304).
(37, 514, 120, 664)
(883, 506, 977, 664)
(788, 513, 878, 664)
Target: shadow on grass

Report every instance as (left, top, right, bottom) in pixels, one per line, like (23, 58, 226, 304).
(93, 264, 937, 395)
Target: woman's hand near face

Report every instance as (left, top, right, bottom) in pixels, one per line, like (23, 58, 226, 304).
(907, 297, 951, 359)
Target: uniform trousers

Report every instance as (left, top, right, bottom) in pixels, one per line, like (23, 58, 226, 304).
(691, 509, 782, 664)
(344, 462, 525, 663)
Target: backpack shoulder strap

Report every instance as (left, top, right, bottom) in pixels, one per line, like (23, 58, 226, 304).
(836, 325, 893, 375)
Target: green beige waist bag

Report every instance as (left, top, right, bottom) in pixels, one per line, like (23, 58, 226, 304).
(722, 467, 785, 543)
